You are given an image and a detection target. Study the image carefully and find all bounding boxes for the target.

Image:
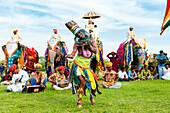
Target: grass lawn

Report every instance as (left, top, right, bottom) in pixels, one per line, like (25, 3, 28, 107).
(0, 80, 169, 113)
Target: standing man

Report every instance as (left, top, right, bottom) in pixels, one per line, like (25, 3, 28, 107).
(93, 25, 99, 39)
(0, 63, 5, 78)
(11, 30, 22, 42)
(50, 29, 61, 40)
(85, 19, 94, 33)
(156, 50, 168, 79)
(127, 26, 135, 42)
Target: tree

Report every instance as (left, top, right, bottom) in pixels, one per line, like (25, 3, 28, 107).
(38, 56, 46, 71)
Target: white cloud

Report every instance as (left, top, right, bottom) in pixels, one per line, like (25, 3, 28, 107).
(0, 0, 169, 62)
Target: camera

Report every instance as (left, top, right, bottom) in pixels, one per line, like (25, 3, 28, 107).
(164, 53, 167, 55)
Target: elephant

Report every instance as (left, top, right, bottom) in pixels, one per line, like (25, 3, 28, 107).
(2, 41, 39, 73)
(117, 37, 147, 71)
(44, 39, 69, 77)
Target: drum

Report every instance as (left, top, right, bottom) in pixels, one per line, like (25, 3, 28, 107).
(22, 85, 45, 93)
(56, 80, 69, 88)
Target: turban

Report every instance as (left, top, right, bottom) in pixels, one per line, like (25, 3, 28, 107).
(105, 62, 112, 68)
(57, 66, 65, 71)
(13, 30, 18, 33)
(9, 64, 17, 72)
(130, 26, 134, 29)
(34, 63, 42, 69)
(53, 29, 57, 32)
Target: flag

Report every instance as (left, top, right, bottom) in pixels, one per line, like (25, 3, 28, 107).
(160, 0, 170, 35)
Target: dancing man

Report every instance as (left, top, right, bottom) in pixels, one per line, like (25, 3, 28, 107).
(65, 20, 101, 108)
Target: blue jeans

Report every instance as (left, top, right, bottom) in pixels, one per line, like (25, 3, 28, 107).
(30, 77, 47, 86)
(158, 65, 164, 79)
(118, 77, 129, 81)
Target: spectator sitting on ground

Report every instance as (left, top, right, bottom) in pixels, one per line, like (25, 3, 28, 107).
(118, 67, 129, 81)
(128, 67, 139, 81)
(141, 65, 153, 80)
(149, 66, 158, 79)
(162, 63, 170, 80)
(100, 62, 121, 88)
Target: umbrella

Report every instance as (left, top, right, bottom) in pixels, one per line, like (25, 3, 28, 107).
(82, 11, 101, 19)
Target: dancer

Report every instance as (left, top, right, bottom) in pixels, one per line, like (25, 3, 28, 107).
(65, 20, 101, 108)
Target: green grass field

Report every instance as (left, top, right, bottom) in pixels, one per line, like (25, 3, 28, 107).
(0, 80, 169, 113)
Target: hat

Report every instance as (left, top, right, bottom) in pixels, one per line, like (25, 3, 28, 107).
(92, 22, 94, 24)
(13, 30, 18, 33)
(65, 20, 83, 35)
(9, 64, 17, 72)
(57, 66, 65, 71)
(105, 62, 112, 68)
(53, 29, 57, 32)
(130, 26, 134, 29)
(34, 63, 42, 69)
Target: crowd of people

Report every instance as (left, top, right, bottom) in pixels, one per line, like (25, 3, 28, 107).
(0, 20, 169, 109)
(103, 50, 170, 85)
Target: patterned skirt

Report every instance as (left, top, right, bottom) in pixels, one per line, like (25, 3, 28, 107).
(69, 56, 98, 90)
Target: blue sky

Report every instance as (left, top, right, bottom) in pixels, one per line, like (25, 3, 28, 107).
(0, 0, 169, 60)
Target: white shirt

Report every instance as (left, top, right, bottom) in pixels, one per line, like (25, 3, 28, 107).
(50, 34, 61, 40)
(118, 70, 128, 78)
(127, 30, 135, 42)
(162, 67, 170, 80)
(11, 34, 22, 42)
(93, 27, 99, 39)
(12, 70, 29, 84)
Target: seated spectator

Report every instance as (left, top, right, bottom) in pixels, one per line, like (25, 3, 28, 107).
(162, 64, 170, 80)
(100, 62, 121, 88)
(118, 67, 129, 81)
(48, 66, 71, 90)
(148, 62, 154, 71)
(141, 65, 153, 80)
(149, 66, 158, 79)
(5, 64, 29, 92)
(128, 67, 139, 81)
(27, 64, 47, 88)
(1, 71, 13, 85)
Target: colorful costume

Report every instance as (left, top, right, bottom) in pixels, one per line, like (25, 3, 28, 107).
(25, 47, 39, 73)
(100, 70, 121, 88)
(45, 35, 68, 77)
(117, 37, 146, 71)
(27, 72, 47, 86)
(65, 20, 101, 108)
(49, 72, 71, 90)
(2, 41, 39, 74)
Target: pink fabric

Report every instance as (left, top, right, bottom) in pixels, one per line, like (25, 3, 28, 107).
(117, 41, 126, 65)
(107, 52, 118, 72)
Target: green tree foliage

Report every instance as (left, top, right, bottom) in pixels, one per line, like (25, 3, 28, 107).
(38, 56, 46, 71)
